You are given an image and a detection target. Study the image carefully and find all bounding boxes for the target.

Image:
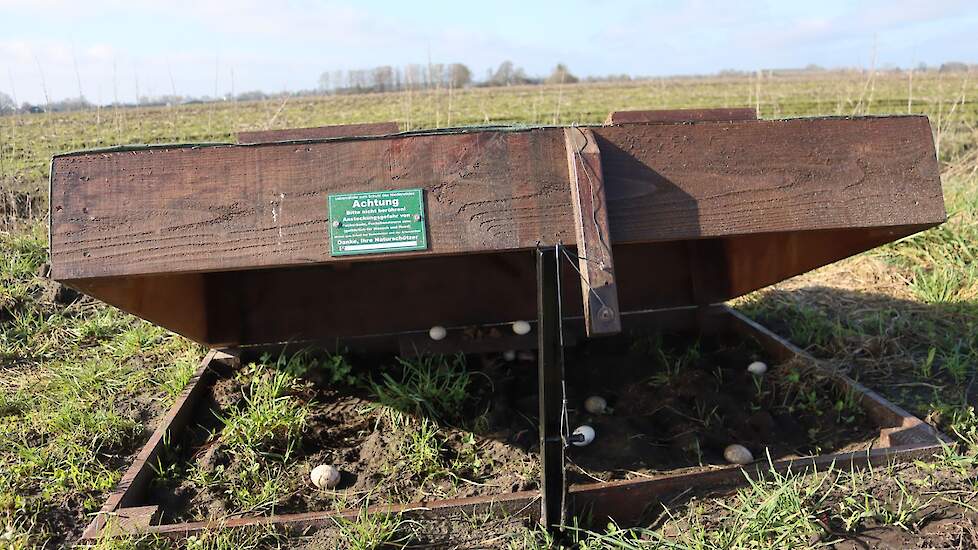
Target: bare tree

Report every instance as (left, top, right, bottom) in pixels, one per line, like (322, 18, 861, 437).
(373, 66, 395, 92)
(318, 72, 332, 92)
(489, 61, 532, 86)
(448, 64, 472, 88)
(0, 91, 14, 114)
(490, 61, 516, 86)
(546, 64, 578, 84)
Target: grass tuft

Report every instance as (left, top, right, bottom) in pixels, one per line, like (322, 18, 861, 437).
(371, 353, 470, 423)
(333, 504, 418, 550)
(218, 363, 308, 460)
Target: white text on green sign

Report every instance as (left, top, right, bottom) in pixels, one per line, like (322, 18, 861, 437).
(328, 189, 428, 256)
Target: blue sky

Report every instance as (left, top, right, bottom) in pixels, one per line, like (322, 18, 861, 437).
(1, 0, 976, 104)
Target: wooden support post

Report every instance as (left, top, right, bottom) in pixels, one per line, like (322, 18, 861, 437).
(564, 127, 621, 336)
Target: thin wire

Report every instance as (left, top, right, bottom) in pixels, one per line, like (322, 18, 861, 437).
(554, 243, 570, 529)
(559, 246, 610, 310)
(560, 245, 604, 268)
(572, 126, 614, 266)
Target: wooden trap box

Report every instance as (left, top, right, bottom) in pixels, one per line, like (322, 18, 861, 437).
(47, 109, 949, 539)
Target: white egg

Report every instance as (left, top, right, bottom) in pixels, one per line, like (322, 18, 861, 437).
(311, 464, 341, 489)
(512, 320, 532, 335)
(747, 361, 768, 376)
(428, 325, 447, 341)
(723, 444, 754, 465)
(584, 396, 608, 415)
(572, 425, 596, 447)
(502, 350, 517, 362)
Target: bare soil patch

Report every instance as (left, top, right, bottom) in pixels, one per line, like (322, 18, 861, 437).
(145, 328, 879, 530)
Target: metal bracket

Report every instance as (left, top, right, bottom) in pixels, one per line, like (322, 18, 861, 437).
(536, 246, 566, 532)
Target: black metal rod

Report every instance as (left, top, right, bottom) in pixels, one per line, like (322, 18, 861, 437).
(537, 246, 565, 531)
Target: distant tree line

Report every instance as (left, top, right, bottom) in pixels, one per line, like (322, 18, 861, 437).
(716, 61, 978, 78)
(318, 63, 473, 93)
(315, 61, 585, 94)
(1, 60, 976, 116)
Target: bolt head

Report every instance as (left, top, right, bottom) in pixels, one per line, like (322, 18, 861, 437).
(332, 220, 340, 228)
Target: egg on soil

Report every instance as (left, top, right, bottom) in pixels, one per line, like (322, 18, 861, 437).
(311, 464, 341, 489)
(723, 444, 754, 465)
(747, 361, 768, 376)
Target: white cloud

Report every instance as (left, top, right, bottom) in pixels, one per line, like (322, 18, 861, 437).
(0, 0, 975, 104)
(84, 44, 115, 62)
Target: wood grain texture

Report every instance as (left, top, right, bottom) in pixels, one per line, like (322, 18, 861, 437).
(236, 121, 399, 143)
(564, 127, 621, 336)
(50, 116, 944, 281)
(604, 108, 756, 125)
(594, 116, 944, 244)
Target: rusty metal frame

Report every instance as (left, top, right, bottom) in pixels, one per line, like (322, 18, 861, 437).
(82, 305, 948, 540)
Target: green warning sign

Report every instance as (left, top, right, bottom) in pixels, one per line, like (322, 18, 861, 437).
(328, 189, 428, 256)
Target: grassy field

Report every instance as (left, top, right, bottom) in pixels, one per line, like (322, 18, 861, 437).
(1, 70, 977, 548)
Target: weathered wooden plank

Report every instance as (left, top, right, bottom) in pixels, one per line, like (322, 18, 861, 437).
(143, 491, 540, 538)
(564, 127, 620, 336)
(50, 116, 943, 281)
(237, 121, 399, 143)
(604, 108, 756, 125)
(595, 116, 943, 244)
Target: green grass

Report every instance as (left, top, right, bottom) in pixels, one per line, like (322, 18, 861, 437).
(180, 359, 311, 516)
(219, 364, 308, 460)
(570, 465, 835, 549)
(371, 354, 470, 423)
(332, 505, 418, 550)
(0, 227, 204, 547)
(565, 447, 978, 548)
(73, 526, 282, 550)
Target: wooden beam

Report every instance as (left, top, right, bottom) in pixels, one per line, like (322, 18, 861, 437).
(50, 116, 943, 281)
(604, 107, 756, 125)
(564, 127, 621, 336)
(144, 491, 540, 538)
(236, 121, 399, 143)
